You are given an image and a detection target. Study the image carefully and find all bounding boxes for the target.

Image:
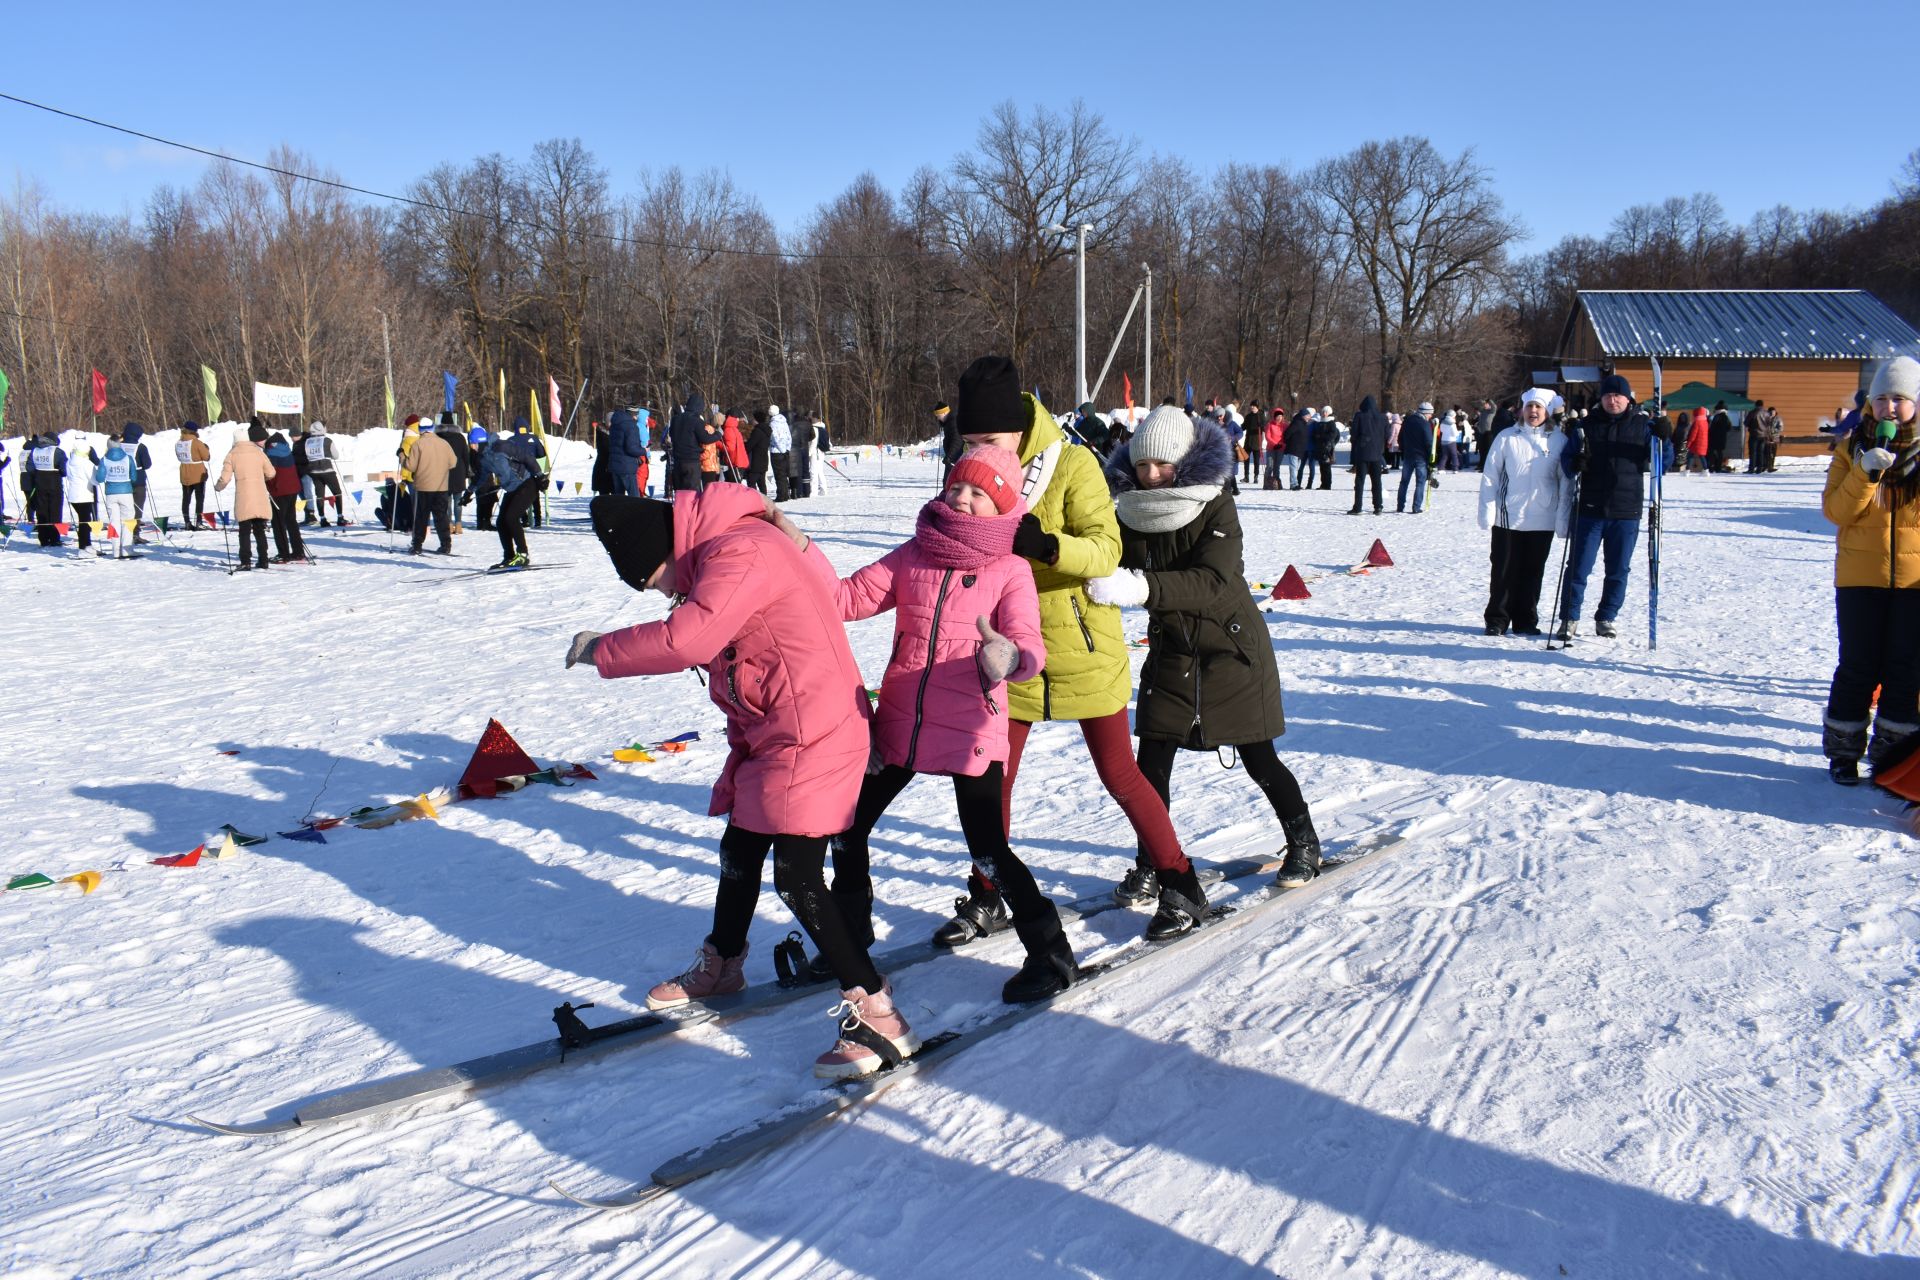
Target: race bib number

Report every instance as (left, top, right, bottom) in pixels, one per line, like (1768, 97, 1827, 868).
(32, 446, 56, 470)
(305, 438, 327, 461)
(176, 441, 194, 463)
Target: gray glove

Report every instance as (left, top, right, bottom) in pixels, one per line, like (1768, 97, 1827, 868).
(974, 615, 1020, 684)
(565, 630, 603, 670)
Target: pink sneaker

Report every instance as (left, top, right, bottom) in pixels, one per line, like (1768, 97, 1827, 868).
(645, 940, 748, 1011)
(812, 979, 921, 1080)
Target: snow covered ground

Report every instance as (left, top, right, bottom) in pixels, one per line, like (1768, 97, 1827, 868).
(2, 447, 1915, 1279)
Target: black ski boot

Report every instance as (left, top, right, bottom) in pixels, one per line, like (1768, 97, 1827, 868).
(1145, 864, 1209, 941)
(1113, 859, 1158, 907)
(932, 877, 1010, 947)
(1275, 813, 1322, 888)
(1002, 914, 1077, 1003)
(1594, 619, 1617, 638)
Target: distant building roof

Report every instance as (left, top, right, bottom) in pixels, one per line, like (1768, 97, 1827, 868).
(1565, 290, 1920, 361)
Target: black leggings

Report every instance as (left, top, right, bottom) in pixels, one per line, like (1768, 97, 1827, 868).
(709, 825, 880, 993)
(1828, 587, 1920, 726)
(309, 470, 343, 518)
(181, 480, 205, 524)
(833, 763, 1056, 936)
(1134, 738, 1309, 868)
(497, 479, 541, 558)
(270, 494, 306, 559)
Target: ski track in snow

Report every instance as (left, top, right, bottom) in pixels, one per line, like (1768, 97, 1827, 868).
(2, 451, 1917, 1279)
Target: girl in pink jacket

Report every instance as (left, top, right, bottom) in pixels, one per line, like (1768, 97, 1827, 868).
(788, 446, 1076, 1006)
(567, 485, 917, 1079)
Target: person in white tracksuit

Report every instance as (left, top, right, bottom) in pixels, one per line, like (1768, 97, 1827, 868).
(62, 436, 98, 554)
(1478, 387, 1573, 636)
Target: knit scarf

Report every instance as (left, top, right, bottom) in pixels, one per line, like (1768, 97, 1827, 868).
(914, 498, 1021, 568)
(1115, 482, 1222, 534)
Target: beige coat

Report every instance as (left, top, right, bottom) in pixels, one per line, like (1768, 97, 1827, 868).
(406, 431, 457, 492)
(216, 440, 275, 522)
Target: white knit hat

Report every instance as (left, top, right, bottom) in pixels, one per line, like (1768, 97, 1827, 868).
(1130, 404, 1195, 465)
(1321, 406, 1333, 416)
(1868, 356, 1920, 402)
(1417, 401, 1434, 415)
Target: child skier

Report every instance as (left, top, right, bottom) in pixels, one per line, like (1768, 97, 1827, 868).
(776, 445, 1076, 1002)
(938, 355, 1211, 944)
(1822, 355, 1920, 785)
(568, 487, 915, 1079)
(95, 434, 141, 560)
(1086, 404, 1323, 888)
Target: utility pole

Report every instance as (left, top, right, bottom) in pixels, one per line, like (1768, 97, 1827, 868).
(1142, 263, 1153, 415)
(1047, 222, 1095, 407)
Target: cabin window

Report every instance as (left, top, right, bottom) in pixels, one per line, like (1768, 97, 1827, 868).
(1715, 360, 1749, 396)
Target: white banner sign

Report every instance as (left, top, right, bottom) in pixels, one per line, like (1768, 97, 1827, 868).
(254, 382, 304, 415)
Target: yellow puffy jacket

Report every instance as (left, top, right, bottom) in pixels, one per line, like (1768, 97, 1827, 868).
(1003, 397, 1131, 721)
(1823, 441, 1920, 589)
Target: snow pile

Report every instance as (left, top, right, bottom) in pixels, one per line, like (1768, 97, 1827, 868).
(0, 451, 1914, 1277)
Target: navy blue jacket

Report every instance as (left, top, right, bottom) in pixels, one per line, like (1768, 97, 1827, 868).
(1347, 397, 1388, 465)
(606, 408, 644, 470)
(1563, 407, 1672, 520)
(1398, 413, 1433, 465)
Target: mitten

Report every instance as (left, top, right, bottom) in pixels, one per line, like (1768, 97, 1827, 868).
(1860, 446, 1896, 480)
(975, 615, 1021, 684)
(1011, 513, 1059, 564)
(565, 630, 603, 669)
(1085, 569, 1149, 607)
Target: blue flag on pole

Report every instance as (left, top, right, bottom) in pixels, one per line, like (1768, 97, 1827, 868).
(443, 372, 457, 414)
(1184, 380, 1194, 410)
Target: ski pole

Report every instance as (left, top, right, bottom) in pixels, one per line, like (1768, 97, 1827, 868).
(1648, 442, 1662, 651)
(1547, 471, 1581, 651)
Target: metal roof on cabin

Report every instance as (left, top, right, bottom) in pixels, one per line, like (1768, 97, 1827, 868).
(1574, 290, 1920, 360)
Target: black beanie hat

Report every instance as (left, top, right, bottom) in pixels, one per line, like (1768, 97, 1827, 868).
(248, 424, 269, 443)
(1599, 373, 1633, 400)
(591, 496, 676, 592)
(956, 356, 1026, 436)
(440, 410, 456, 427)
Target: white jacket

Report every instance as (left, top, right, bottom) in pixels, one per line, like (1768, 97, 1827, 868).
(768, 412, 792, 453)
(1479, 424, 1571, 533)
(63, 450, 97, 505)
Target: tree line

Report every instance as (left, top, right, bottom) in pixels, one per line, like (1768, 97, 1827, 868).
(3, 102, 1915, 444)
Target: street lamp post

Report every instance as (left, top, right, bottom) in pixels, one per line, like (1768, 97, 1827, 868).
(1047, 221, 1095, 408)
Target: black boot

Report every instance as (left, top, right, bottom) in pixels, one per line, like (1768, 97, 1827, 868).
(1113, 857, 1158, 907)
(1146, 864, 1209, 941)
(1275, 813, 1322, 888)
(1824, 716, 1868, 787)
(932, 877, 1011, 947)
(1002, 914, 1077, 1003)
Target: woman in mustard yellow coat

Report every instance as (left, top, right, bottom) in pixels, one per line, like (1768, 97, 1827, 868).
(1822, 355, 1920, 784)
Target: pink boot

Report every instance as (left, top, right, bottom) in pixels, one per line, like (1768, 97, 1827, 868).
(645, 940, 748, 1011)
(813, 979, 921, 1080)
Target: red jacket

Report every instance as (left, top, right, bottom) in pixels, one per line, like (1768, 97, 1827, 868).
(723, 418, 748, 470)
(1687, 407, 1710, 456)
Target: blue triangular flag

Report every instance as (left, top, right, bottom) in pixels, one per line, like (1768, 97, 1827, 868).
(220, 512, 232, 527)
(351, 490, 364, 504)
(278, 826, 328, 844)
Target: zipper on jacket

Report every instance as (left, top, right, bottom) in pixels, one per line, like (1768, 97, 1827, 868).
(904, 568, 956, 770)
(1069, 595, 1096, 652)
(1180, 617, 1204, 745)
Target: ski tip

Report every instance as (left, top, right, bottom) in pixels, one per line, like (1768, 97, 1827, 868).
(546, 1177, 671, 1211)
(186, 1113, 302, 1137)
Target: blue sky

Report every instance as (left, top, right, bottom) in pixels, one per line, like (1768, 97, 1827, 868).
(3, 0, 1908, 254)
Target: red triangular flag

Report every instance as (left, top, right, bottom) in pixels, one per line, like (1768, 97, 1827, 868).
(1270, 565, 1311, 600)
(458, 719, 541, 800)
(203, 513, 218, 529)
(153, 845, 204, 867)
(104, 524, 118, 538)
(56, 522, 70, 535)
(1365, 539, 1394, 567)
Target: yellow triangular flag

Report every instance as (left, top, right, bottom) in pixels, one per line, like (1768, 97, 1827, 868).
(412, 793, 440, 820)
(215, 833, 241, 859)
(295, 498, 306, 516)
(89, 521, 104, 534)
(61, 871, 102, 894)
(613, 748, 656, 763)
(574, 481, 584, 494)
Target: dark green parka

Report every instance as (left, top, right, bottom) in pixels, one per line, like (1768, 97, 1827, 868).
(1108, 417, 1286, 748)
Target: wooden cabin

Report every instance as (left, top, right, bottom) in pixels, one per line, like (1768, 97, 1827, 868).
(1556, 290, 1920, 455)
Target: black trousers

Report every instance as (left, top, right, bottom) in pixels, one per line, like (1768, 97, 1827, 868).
(309, 470, 343, 519)
(771, 454, 791, 501)
(181, 480, 205, 524)
(1351, 462, 1384, 510)
(476, 488, 497, 529)
(269, 494, 306, 559)
(238, 517, 270, 566)
(1486, 526, 1554, 633)
(1828, 587, 1920, 727)
(1316, 455, 1333, 489)
(1134, 737, 1308, 869)
(496, 479, 541, 558)
(71, 500, 93, 549)
(131, 479, 149, 540)
(709, 825, 881, 993)
(833, 763, 1057, 940)
(410, 491, 451, 552)
(31, 481, 61, 545)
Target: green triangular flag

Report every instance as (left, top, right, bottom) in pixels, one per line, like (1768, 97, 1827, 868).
(157, 516, 170, 533)
(6, 873, 54, 891)
(218, 824, 268, 847)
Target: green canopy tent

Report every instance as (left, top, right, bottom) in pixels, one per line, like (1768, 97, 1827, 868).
(1659, 381, 1755, 413)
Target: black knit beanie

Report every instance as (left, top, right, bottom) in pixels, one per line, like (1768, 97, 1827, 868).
(956, 356, 1026, 436)
(591, 496, 676, 591)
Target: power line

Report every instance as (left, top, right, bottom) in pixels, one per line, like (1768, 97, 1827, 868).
(0, 90, 945, 265)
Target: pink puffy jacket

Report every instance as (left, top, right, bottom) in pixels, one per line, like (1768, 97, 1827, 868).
(593, 484, 871, 837)
(826, 536, 1044, 777)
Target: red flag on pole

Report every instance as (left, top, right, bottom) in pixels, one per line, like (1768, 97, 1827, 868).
(1123, 372, 1133, 414)
(90, 369, 107, 415)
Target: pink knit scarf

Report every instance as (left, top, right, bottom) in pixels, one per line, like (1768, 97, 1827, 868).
(914, 498, 1021, 568)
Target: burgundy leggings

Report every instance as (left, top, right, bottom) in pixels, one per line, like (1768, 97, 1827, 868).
(1002, 711, 1190, 874)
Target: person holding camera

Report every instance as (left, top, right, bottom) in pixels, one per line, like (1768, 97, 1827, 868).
(1821, 356, 1920, 785)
